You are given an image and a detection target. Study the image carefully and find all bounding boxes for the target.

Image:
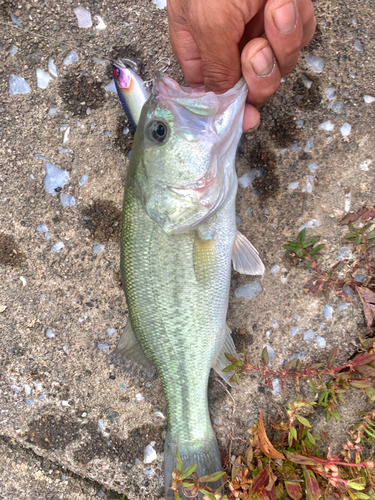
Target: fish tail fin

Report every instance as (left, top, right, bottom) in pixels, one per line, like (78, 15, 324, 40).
(164, 431, 223, 500)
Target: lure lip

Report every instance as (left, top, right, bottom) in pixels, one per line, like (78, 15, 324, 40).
(113, 57, 142, 74)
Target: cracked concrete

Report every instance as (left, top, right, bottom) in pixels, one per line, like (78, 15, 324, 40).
(0, 0, 374, 498)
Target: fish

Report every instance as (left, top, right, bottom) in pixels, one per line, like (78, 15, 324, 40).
(113, 59, 150, 129)
(115, 70, 264, 499)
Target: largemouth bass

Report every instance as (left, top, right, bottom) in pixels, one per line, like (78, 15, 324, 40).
(116, 70, 264, 499)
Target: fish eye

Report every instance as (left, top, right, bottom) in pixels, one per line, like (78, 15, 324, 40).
(146, 120, 169, 143)
(113, 67, 120, 78)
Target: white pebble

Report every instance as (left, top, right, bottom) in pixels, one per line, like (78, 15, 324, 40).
(271, 265, 280, 274)
(291, 144, 302, 153)
(316, 336, 326, 348)
(144, 444, 157, 464)
(11, 385, 21, 393)
(319, 120, 334, 131)
(19, 276, 26, 287)
(61, 194, 76, 207)
(264, 344, 275, 367)
(354, 39, 363, 51)
(288, 182, 299, 190)
(46, 328, 55, 338)
(301, 75, 313, 89)
(340, 123, 351, 137)
(143, 469, 154, 475)
(120, 383, 127, 391)
(135, 393, 144, 401)
(93, 244, 104, 253)
(48, 107, 58, 115)
(51, 242, 64, 253)
(11, 12, 22, 27)
(338, 303, 349, 311)
(324, 304, 333, 320)
(63, 50, 79, 65)
(94, 15, 106, 29)
(271, 379, 281, 395)
(364, 95, 375, 103)
(235, 280, 262, 300)
(345, 190, 351, 211)
(123, 127, 130, 135)
(9, 74, 30, 95)
(24, 399, 36, 406)
(107, 328, 115, 335)
(8, 44, 18, 56)
(304, 329, 314, 340)
(48, 57, 58, 78)
(329, 101, 344, 114)
(295, 120, 304, 128)
(98, 343, 110, 350)
(98, 419, 104, 430)
(61, 401, 71, 407)
(79, 174, 88, 187)
(308, 162, 319, 172)
(360, 159, 372, 171)
(325, 88, 336, 100)
(291, 327, 299, 337)
(105, 79, 117, 93)
(153, 410, 165, 419)
(25, 384, 31, 395)
(36, 68, 52, 89)
(305, 53, 326, 73)
(304, 137, 314, 152)
(338, 246, 351, 261)
(298, 219, 319, 231)
(305, 177, 314, 193)
(152, 0, 167, 7)
(79, 314, 87, 323)
(63, 126, 70, 144)
(74, 6, 92, 28)
(238, 169, 262, 188)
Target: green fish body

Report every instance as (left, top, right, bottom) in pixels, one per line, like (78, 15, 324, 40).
(118, 73, 264, 499)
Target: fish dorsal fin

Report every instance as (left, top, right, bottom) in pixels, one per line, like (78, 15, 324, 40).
(212, 324, 238, 387)
(232, 230, 265, 276)
(114, 320, 155, 377)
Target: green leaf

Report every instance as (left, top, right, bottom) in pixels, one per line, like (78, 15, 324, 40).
(284, 244, 298, 251)
(302, 236, 320, 248)
(303, 468, 321, 500)
(355, 235, 362, 245)
(180, 464, 197, 480)
(327, 346, 339, 369)
(347, 480, 366, 491)
(176, 449, 183, 472)
(290, 426, 297, 440)
(174, 491, 183, 500)
(261, 347, 269, 365)
(307, 432, 315, 445)
(297, 416, 312, 428)
(354, 493, 371, 499)
(297, 229, 306, 244)
(224, 353, 238, 363)
(309, 244, 324, 256)
(199, 471, 226, 483)
(367, 230, 375, 238)
(296, 248, 304, 258)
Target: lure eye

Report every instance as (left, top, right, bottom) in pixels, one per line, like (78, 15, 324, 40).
(146, 120, 169, 143)
(113, 67, 120, 78)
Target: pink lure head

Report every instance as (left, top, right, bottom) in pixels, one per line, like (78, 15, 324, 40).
(113, 65, 132, 89)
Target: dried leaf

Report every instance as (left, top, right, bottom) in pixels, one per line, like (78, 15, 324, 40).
(356, 286, 375, 333)
(327, 346, 339, 368)
(251, 470, 269, 494)
(258, 409, 285, 459)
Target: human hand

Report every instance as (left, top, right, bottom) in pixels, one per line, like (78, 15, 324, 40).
(168, 0, 316, 131)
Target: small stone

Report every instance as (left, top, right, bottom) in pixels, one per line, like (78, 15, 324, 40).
(144, 444, 157, 464)
(96, 489, 104, 498)
(245, 207, 252, 216)
(78, 314, 87, 323)
(135, 458, 141, 465)
(9, 74, 30, 95)
(98, 343, 110, 350)
(123, 127, 130, 135)
(290, 327, 299, 337)
(319, 120, 334, 131)
(235, 280, 262, 300)
(329, 101, 344, 114)
(305, 177, 314, 193)
(105, 79, 117, 93)
(340, 123, 351, 137)
(325, 88, 336, 100)
(25, 384, 31, 395)
(11, 385, 20, 393)
(74, 6, 92, 28)
(306, 53, 326, 73)
(8, 44, 18, 56)
(301, 75, 313, 89)
(63, 126, 70, 144)
(95, 15, 106, 29)
(316, 336, 326, 348)
(44, 162, 69, 194)
(360, 159, 372, 171)
(60, 475, 66, 481)
(98, 419, 104, 430)
(143, 468, 154, 475)
(106, 411, 119, 419)
(48, 57, 57, 77)
(51, 242, 64, 253)
(48, 107, 58, 115)
(364, 95, 375, 103)
(58, 147, 68, 154)
(308, 162, 319, 172)
(152, 0, 167, 7)
(60, 194, 76, 207)
(36, 224, 48, 233)
(24, 399, 36, 406)
(63, 50, 79, 65)
(238, 168, 262, 188)
(79, 174, 88, 187)
(271, 379, 281, 395)
(304, 329, 314, 340)
(338, 303, 350, 311)
(354, 39, 363, 51)
(11, 12, 22, 27)
(135, 393, 144, 401)
(271, 265, 280, 274)
(264, 344, 275, 367)
(295, 120, 304, 128)
(153, 410, 165, 419)
(298, 219, 319, 231)
(291, 144, 302, 153)
(324, 304, 333, 320)
(104, 130, 112, 138)
(288, 182, 299, 190)
(338, 247, 351, 261)
(36, 68, 52, 89)
(93, 244, 104, 253)
(304, 137, 314, 152)
(107, 328, 115, 336)
(46, 328, 55, 338)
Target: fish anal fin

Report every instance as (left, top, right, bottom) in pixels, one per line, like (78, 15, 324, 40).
(212, 325, 238, 387)
(232, 230, 265, 276)
(114, 320, 155, 377)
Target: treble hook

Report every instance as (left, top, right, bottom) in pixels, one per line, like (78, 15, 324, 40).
(143, 57, 172, 87)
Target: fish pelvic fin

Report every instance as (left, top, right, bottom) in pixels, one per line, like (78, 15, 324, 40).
(232, 229, 265, 276)
(114, 320, 155, 377)
(164, 431, 224, 500)
(212, 324, 238, 387)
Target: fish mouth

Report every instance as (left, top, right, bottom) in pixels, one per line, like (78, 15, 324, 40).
(113, 57, 142, 73)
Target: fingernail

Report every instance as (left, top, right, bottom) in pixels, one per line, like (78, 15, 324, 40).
(251, 46, 275, 77)
(273, 1, 297, 34)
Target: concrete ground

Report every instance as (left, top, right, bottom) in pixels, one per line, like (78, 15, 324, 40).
(0, 0, 374, 498)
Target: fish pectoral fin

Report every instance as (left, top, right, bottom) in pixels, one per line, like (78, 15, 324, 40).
(193, 232, 215, 281)
(212, 325, 238, 387)
(232, 230, 265, 276)
(114, 320, 155, 376)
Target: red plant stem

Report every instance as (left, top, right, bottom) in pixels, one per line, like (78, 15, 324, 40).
(306, 456, 368, 468)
